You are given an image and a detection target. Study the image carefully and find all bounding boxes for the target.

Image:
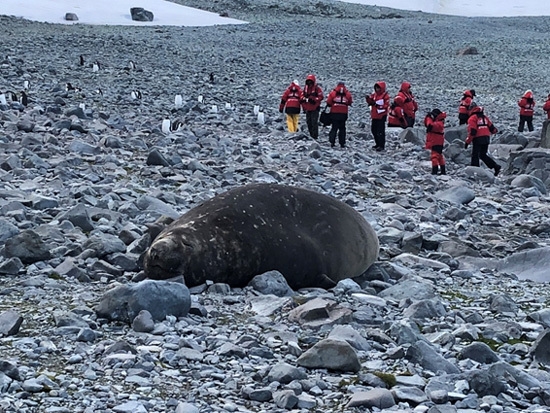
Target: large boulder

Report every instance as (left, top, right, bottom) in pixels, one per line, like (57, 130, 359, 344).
(130, 7, 154, 22)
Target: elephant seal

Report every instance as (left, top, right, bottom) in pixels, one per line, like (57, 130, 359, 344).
(143, 183, 379, 289)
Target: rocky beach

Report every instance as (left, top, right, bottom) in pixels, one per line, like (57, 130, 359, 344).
(2, 1, 550, 412)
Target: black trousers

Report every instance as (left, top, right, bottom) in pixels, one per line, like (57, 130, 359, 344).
(371, 117, 387, 149)
(329, 113, 348, 147)
(471, 142, 497, 169)
(518, 115, 534, 132)
(458, 113, 469, 125)
(305, 109, 320, 139)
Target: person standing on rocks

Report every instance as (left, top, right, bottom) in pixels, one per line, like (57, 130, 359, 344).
(465, 106, 501, 176)
(424, 108, 447, 175)
(279, 80, 302, 133)
(458, 89, 476, 125)
(396, 81, 418, 127)
(543, 94, 550, 119)
(387, 95, 407, 129)
(326, 81, 353, 148)
(518, 90, 535, 132)
(300, 74, 324, 139)
(366, 81, 390, 151)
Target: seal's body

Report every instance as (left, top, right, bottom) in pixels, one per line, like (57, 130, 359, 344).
(143, 183, 379, 289)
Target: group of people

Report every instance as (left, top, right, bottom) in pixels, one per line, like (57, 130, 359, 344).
(279, 76, 549, 176)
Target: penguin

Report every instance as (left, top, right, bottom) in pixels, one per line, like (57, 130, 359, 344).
(96, 88, 103, 97)
(209, 72, 215, 83)
(20, 91, 28, 107)
(171, 120, 184, 132)
(174, 94, 183, 108)
(23, 80, 30, 90)
(128, 60, 136, 70)
(79, 55, 85, 66)
(131, 90, 142, 100)
(6, 91, 18, 102)
(161, 118, 171, 134)
(92, 61, 100, 72)
(0, 92, 6, 106)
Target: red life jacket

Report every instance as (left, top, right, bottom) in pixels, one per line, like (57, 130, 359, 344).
(327, 85, 352, 114)
(459, 91, 473, 115)
(301, 75, 324, 112)
(425, 112, 446, 148)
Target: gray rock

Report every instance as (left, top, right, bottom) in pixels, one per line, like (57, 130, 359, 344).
(406, 340, 460, 374)
(435, 185, 475, 205)
(403, 298, 447, 319)
(379, 279, 436, 301)
(328, 325, 371, 351)
(296, 338, 361, 372)
(132, 310, 155, 333)
(57, 204, 94, 232)
(459, 342, 500, 364)
(175, 402, 199, 413)
(0, 257, 24, 275)
(65, 12, 78, 21)
(95, 280, 191, 323)
(267, 362, 307, 384)
(0, 310, 23, 336)
(273, 389, 298, 409)
(287, 297, 352, 328)
(531, 329, 550, 365)
(147, 148, 171, 166)
(0, 219, 19, 242)
(347, 388, 396, 409)
(391, 385, 428, 404)
(130, 7, 154, 22)
(3, 229, 52, 264)
(249, 270, 294, 296)
(511, 174, 547, 194)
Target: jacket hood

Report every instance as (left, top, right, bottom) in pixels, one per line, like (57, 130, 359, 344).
(374, 81, 386, 93)
(393, 95, 405, 106)
(523, 90, 534, 99)
(335, 83, 348, 94)
(400, 81, 411, 92)
(289, 81, 300, 92)
(306, 74, 316, 84)
(463, 90, 473, 98)
(436, 111, 447, 121)
(470, 105, 483, 115)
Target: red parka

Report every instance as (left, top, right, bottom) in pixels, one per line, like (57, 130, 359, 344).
(424, 111, 447, 149)
(388, 95, 407, 128)
(518, 90, 535, 116)
(300, 74, 324, 112)
(466, 106, 498, 144)
(327, 83, 352, 114)
(543, 95, 550, 119)
(279, 81, 302, 114)
(366, 81, 390, 120)
(458, 90, 474, 115)
(397, 81, 418, 119)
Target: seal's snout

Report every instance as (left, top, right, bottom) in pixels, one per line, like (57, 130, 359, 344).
(144, 237, 182, 279)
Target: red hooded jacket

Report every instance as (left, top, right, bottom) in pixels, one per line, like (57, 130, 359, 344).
(397, 81, 418, 119)
(279, 81, 302, 114)
(424, 111, 447, 149)
(458, 90, 474, 115)
(543, 95, 550, 119)
(388, 95, 407, 128)
(300, 74, 324, 112)
(518, 90, 535, 116)
(366, 81, 390, 120)
(466, 106, 498, 144)
(327, 83, 352, 115)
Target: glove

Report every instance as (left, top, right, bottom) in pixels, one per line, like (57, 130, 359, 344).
(279, 108, 283, 113)
(308, 98, 316, 104)
(464, 143, 469, 149)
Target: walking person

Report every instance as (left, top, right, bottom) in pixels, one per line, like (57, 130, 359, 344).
(458, 89, 476, 125)
(366, 81, 390, 151)
(326, 81, 353, 148)
(518, 90, 535, 132)
(300, 74, 324, 139)
(465, 106, 501, 176)
(424, 109, 447, 175)
(396, 81, 418, 127)
(279, 80, 302, 132)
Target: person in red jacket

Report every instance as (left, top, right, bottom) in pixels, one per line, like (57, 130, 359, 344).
(465, 106, 501, 176)
(366, 81, 390, 151)
(279, 80, 302, 133)
(396, 81, 418, 127)
(424, 109, 447, 175)
(387, 95, 407, 129)
(458, 89, 476, 125)
(543, 94, 550, 119)
(300, 74, 324, 139)
(326, 81, 353, 148)
(518, 90, 535, 132)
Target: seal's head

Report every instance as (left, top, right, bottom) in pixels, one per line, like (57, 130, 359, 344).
(143, 236, 186, 280)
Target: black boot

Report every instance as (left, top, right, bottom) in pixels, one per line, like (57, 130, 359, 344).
(431, 165, 439, 175)
(440, 165, 446, 175)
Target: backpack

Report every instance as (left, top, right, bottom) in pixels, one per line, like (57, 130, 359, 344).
(319, 106, 332, 126)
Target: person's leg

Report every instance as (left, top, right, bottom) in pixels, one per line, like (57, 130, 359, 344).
(518, 115, 525, 132)
(377, 119, 386, 150)
(286, 114, 294, 132)
(292, 114, 300, 132)
(305, 111, 314, 136)
(310, 109, 320, 139)
(471, 142, 481, 166)
(371, 120, 379, 148)
(479, 143, 500, 175)
(329, 123, 337, 147)
(338, 121, 346, 147)
(527, 116, 534, 132)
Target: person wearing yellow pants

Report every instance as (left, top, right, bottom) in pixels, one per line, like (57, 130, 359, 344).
(279, 80, 302, 132)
